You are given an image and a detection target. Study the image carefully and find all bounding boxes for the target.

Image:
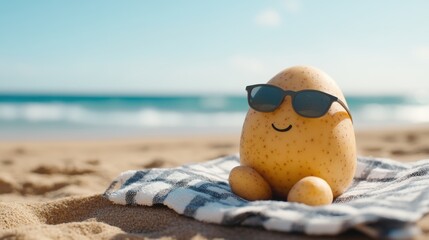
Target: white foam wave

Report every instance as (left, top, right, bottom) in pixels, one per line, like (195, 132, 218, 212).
(0, 103, 87, 122)
(1, 102, 428, 129)
(354, 104, 429, 125)
(0, 103, 247, 128)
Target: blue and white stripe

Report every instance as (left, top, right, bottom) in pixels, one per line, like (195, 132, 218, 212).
(105, 155, 429, 239)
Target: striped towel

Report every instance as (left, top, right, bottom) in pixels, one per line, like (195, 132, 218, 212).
(104, 155, 429, 239)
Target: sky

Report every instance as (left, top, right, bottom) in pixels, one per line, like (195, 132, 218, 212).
(0, 0, 428, 95)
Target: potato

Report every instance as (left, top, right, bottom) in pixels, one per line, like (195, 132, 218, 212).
(287, 176, 333, 206)
(229, 166, 272, 201)
(232, 65, 356, 203)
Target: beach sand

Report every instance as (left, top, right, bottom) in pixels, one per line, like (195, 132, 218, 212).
(1, 125, 429, 239)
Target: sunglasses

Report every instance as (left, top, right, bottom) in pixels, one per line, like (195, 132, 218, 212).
(246, 84, 353, 121)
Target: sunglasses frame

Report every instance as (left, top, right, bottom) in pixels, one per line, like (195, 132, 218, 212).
(246, 84, 353, 121)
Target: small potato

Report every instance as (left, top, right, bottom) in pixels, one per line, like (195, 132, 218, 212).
(229, 166, 272, 201)
(287, 176, 333, 206)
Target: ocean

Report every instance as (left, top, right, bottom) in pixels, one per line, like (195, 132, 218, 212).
(0, 93, 428, 139)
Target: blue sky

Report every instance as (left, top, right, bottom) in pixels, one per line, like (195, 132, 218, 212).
(0, 0, 428, 95)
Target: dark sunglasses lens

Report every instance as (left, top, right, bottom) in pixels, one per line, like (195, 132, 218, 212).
(294, 91, 332, 117)
(248, 86, 284, 112)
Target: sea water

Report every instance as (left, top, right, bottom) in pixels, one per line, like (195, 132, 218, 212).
(0, 93, 428, 139)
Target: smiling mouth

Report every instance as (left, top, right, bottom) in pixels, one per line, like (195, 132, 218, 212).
(271, 123, 292, 132)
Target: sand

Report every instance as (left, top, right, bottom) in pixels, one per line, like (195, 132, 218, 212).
(1, 125, 429, 239)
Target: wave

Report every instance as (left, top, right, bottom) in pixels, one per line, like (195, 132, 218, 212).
(352, 104, 429, 125)
(0, 103, 247, 128)
(1, 101, 429, 130)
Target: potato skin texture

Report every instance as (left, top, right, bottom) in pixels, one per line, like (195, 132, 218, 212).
(229, 166, 272, 201)
(287, 176, 333, 206)
(239, 66, 356, 201)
